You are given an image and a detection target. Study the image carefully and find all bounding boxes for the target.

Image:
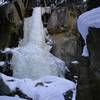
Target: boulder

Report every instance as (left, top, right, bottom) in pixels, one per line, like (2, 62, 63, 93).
(50, 33, 81, 65)
(76, 27, 100, 100)
(0, 0, 25, 49)
(87, 27, 100, 100)
(76, 56, 92, 100)
(47, 7, 71, 34)
(48, 7, 81, 64)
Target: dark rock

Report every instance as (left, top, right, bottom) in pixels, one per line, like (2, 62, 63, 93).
(66, 62, 79, 83)
(0, 76, 11, 95)
(10, 88, 33, 100)
(35, 82, 44, 87)
(76, 28, 100, 100)
(0, 62, 13, 76)
(5, 51, 13, 62)
(0, 0, 25, 49)
(76, 56, 92, 100)
(86, 27, 100, 100)
(63, 90, 73, 100)
(87, 0, 100, 11)
(0, 51, 13, 76)
(25, 8, 33, 17)
(42, 12, 51, 27)
(0, 51, 6, 61)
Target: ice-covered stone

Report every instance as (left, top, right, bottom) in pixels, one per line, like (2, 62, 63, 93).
(77, 7, 100, 56)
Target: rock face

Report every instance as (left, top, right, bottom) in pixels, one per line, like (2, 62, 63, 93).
(47, 7, 81, 64)
(76, 56, 92, 100)
(87, 0, 100, 10)
(0, 0, 25, 50)
(87, 27, 100, 100)
(0, 76, 10, 95)
(47, 7, 70, 34)
(76, 28, 100, 100)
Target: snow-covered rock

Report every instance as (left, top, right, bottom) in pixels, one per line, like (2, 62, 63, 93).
(77, 7, 100, 56)
(0, 73, 76, 100)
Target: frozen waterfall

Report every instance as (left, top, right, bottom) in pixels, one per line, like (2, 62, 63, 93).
(19, 7, 47, 49)
(10, 7, 66, 80)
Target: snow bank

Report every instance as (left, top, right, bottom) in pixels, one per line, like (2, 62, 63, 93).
(0, 73, 76, 100)
(77, 7, 100, 56)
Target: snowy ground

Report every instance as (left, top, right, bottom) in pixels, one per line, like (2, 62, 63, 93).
(0, 73, 76, 100)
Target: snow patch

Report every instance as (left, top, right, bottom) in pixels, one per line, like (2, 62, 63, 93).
(0, 96, 26, 100)
(77, 7, 100, 56)
(0, 61, 5, 66)
(0, 74, 76, 100)
(71, 61, 79, 64)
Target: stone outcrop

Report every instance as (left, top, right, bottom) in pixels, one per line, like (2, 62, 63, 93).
(0, 0, 25, 50)
(76, 27, 100, 100)
(76, 56, 92, 100)
(87, 27, 100, 100)
(47, 7, 82, 65)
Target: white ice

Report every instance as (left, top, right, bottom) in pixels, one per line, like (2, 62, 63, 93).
(77, 7, 100, 56)
(9, 7, 66, 79)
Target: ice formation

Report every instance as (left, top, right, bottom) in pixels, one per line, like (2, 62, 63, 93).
(9, 7, 66, 79)
(77, 7, 100, 56)
(0, 0, 8, 5)
(0, 73, 76, 100)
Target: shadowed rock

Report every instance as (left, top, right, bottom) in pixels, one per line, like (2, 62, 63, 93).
(0, 76, 10, 95)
